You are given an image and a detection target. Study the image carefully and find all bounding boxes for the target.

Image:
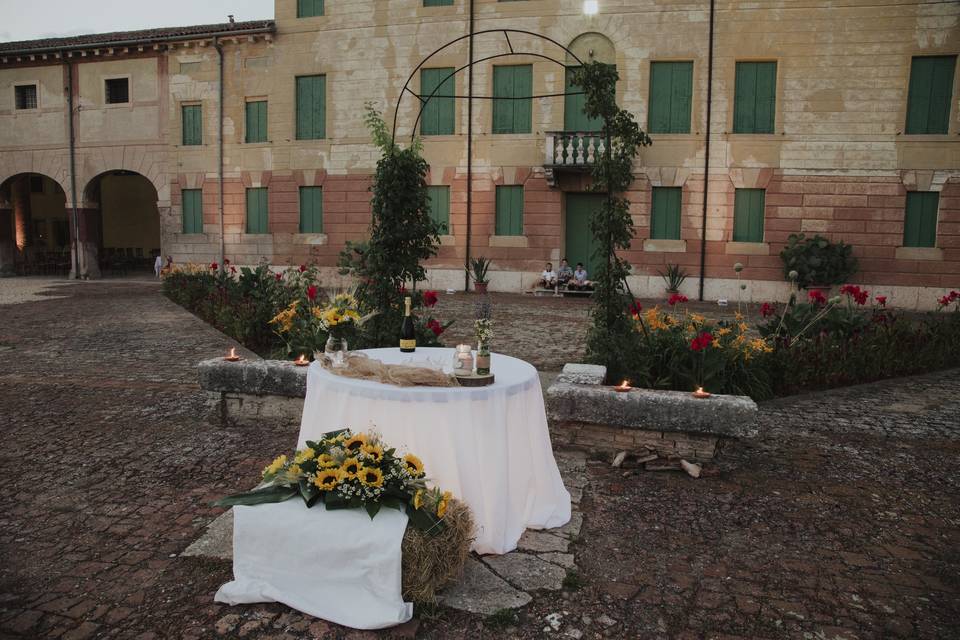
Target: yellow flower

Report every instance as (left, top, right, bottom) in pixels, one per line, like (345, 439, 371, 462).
(361, 443, 384, 463)
(287, 463, 302, 476)
(359, 466, 384, 488)
(437, 491, 453, 518)
(645, 308, 668, 332)
(711, 338, 721, 349)
(690, 313, 705, 325)
(333, 293, 357, 307)
(343, 434, 367, 453)
(750, 338, 773, 353)
(294, 447, 316, 464)
(735, 311, 744, 321)
(263, 454, 287, 477)
(316, 453, 337, 468)
(716, 327, 731, 336)
(738, 322, 749, 333)
(314, 468, 342, 490)
(403, 454, 425, 477)
(340, 457, 361, 479)
(413, 489, 424, 510)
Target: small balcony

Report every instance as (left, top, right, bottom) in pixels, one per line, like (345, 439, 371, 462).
(543, 131, 606, 186)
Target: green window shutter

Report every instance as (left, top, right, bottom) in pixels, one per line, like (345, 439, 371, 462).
(299, 187, 323, 233)
(733, 62, 776, 134)
(495, 185, 524, 235)
(903, 191, 939, 247)
(420, 68, 455, 135)
(245, 101, 268, 143)
(182, 104, 202, 145)
(733, 188, 765, 242)
(296, 75, 326, 140)
(906, 56, 956, 135)
(648, 62, 693, 134)
(564, 67, 603, 132)
(426, 186, 450, 233)
(424, 0, 453, 5)
(650, 187, 682, 240)
(493, 65, 532, 134)
(297, 0, 324, 17)
(182, 189, 203, 234)
(246, 187, 269, 234)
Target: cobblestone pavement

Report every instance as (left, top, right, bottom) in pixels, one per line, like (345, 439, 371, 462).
(1, 280, 958, 639)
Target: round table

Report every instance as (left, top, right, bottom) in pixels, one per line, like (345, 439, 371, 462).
(297, 347, 571, 555)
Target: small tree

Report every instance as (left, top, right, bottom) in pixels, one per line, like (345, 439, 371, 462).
(338, 104, 442, 346)
(573, 62, 652, 381)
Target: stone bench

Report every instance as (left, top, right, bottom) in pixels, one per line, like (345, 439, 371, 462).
(545, 363, 759, 462)
(198, 357, 307, 427)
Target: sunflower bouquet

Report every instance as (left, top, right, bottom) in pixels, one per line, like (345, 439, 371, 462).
(316, 293, 363, 340)
(214, 428, 451, 533)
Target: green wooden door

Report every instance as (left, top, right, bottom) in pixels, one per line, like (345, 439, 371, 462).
(565, 193, 603, 276)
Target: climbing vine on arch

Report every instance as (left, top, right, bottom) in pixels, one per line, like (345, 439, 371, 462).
(573, 62, 652, 382)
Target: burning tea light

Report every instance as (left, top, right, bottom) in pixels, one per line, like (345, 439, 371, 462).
(224, 347, 241, 362)
(294, 354, 309, 366)
(692, 386, 711, 399)
(614, 380, 632, 392)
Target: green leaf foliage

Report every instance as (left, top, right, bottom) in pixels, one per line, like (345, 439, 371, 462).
(213, 485, 298, 508)
(780, 233, 858, 289)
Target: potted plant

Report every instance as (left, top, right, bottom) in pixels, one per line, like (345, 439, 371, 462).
(658, 264, 688, 295)
(466, 256, 491, 294)
(779, 233, 858, 295)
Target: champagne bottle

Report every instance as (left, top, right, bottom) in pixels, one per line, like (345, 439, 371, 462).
(400, 296, 416, 352)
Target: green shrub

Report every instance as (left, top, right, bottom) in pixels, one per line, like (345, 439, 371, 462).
(779, 233, 858, 290)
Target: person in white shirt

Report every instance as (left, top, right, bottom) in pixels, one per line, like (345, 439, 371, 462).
(154, 254, 163, 278)
(535, 262, 558, 290)
(568, 263, 593, 291)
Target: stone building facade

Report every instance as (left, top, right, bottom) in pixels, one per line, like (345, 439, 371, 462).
(1, 0, 958, 308)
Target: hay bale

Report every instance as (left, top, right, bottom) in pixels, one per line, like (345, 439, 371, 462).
(401, 498, 475, 603)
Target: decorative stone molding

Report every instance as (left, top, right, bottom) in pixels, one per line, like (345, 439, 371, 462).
(293, 169, 328, 187)
(643, 239, 687, 253)
(725, 241, 770, 256)
(728, 167, 774, 190)
(177, 172, 206, 190)
(895, 247, 944, 261)
(643, 167, 690, 188)
(900, 170, 957, 192)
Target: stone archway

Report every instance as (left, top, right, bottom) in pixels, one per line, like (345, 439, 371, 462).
(80, 170, 161, 278)
(0, 173, 69, 276)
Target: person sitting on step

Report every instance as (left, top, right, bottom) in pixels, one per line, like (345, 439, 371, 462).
(557, 258, 574, 289)
(568, 263, 593, 291)
(535, 262, 558, 292)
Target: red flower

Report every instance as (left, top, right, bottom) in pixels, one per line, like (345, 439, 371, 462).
(939, 295, 952, 307)
(209, 262, 218, 271)
(306, 285, 318, 301)
(875, 295, 887, 307)
(760, 302, 775, 318)
(690, 331, 714, 352)
(840, 284, 869, 306)
(399, 286, 408, 296)
(275, 272, 282, 281)
(950, 290, 960, 301)
(426, 319, 443, 336)
(668, 293, 688, 306)
(423, 290, 439, 307)
(628, 299, 643, 317)
(808, 290, 827, 305)
(230, 266, 237, 275)
(224, 258, 230, 265)
(298, 264, 307, 273)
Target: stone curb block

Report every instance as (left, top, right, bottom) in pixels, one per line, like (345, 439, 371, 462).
(198, 358, 308, 398)
(556, 363, 607, 385)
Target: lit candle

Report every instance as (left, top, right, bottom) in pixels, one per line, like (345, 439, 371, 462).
(294, 354, 309, 366)
(613, 380, 632, 392)
(224, 347, 241, 362)
(692, 386, 711, 399)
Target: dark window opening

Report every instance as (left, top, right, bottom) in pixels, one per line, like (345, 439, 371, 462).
(105, 78, 129, 104)
(15, 84, 38, 109)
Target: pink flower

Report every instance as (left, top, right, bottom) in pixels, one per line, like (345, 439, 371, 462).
(760, 302, 775, 318)
(423, 290, 439, 308)
(209, 262, 218, 271)
(426, 319, 443, 336)
(875, 295, 887, 307)
(299, 264, 307, 273)
(306, 285, 318, 301)
(668, 293, 688, 306)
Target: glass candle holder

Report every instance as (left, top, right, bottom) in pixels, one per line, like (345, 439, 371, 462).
(452, 344, 474, 375)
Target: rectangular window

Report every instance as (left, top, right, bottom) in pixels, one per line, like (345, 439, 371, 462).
(14, 84, 37, 110)
(246, 187, 269, 234)
(733, 61, 776, 134)
(903, 191, 939, 248)
(297, 0, 324, 17)
(495, 185, 524, 236)
(905, 55, 956, 135)
(299, 186, 323, 233)
(648, 61, 693, 134)
(424, 0, 453, 5)
(182, 189, 203, 234)
(733, 188, 765, 243)
(420, 68, 455, 135)
(105, 77, 129, 104)
(492, 65, 532, 134)
(296, 75, 326, 140)
(245, 100, 268, 143)
(181, 104, 202, 146)
(427, 186, 450, 234)
(650, 187, 682, 240)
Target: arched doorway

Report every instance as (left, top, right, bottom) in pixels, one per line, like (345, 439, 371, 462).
(82, 170, 161, 277)
(0, 173, 70, 276)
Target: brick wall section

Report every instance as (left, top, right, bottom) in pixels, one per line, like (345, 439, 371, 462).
(551, 421, 720, 462)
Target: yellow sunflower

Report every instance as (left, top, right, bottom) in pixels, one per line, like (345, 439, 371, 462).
(716, 327, 732, 336)
(358, 466, 384, 488)
(437, 490, 453, 518)
(361, 443, 384, 463)
(316, 453, 337, 468)
(413, 489, 424, 510)
(263, 454, 287, 477)
(313, 468, 342, 490)
(340, 457, 361, 479)
(403, 454, 425, 477)
(293, 447, 316, 464)
(690, 313, 706, 325)
(343, 434, 367, 453)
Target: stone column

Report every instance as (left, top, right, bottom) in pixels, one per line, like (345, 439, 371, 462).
(69, 204, 102, 279)
(0, 200, 14, 276)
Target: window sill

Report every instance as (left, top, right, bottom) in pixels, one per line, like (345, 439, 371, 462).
(244, 141, 272, 146)
(489, 235, 528, 248)
(724, 241, 769, 256)
(241, 233, 271, 239)
(895, 246, 942, 261)
(643, 239, 686, 253)
(292, 233, 328, 246)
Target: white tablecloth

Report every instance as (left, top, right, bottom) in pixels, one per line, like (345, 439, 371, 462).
(214, 500, 412, 629)
(298, 347, 571, 555)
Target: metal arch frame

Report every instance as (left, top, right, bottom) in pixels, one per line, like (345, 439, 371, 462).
(391, 28, 586, 144)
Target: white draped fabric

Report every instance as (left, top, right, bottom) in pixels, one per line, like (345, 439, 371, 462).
(298, 347, 571, 555)
(214, 500, 412, 629)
